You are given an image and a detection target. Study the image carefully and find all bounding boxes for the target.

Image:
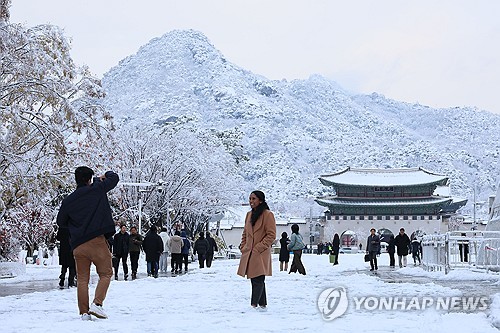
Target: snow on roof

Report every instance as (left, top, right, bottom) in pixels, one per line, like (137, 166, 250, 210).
(319, 167, 448, 187)
(316, 196, 453, 207)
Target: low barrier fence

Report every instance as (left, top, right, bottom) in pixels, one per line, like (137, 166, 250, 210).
(421, 231, 500, 274)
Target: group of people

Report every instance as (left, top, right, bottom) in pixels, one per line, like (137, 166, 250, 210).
(56, 166, 224, 321)
(109, 225, 220, 279)
(366, 227, 423, 271)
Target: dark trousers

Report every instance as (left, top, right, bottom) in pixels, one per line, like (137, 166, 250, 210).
(182, 254, 189, 270)
(369, 251, 378, 270)
(113, 253, 129, 277)
(206, 253, 214, 268)
(130, 251, 140, 274)
(59, 265, 76, 287)
(171, 253, 182, 271)
(147, 261, 158, 276)
(197, 253, 206, 268)
(389, 252, 395, 267)
(289, 250, 306, 275)
(250, 275, 267, 306)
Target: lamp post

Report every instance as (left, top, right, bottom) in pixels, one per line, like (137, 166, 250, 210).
(120, 181, 163, 235)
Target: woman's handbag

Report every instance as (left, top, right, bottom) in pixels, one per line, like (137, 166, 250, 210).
(364, 254, 370, 262)
(329, 254, 336, 264)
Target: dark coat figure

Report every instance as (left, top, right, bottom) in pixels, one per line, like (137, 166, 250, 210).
(394, 232, 411, 256)
(112, 227, 130, 280)
(112, 231, 130, 256)
(142, 226, 164, 277)
(129, 227, 143, 280)
(180, 230, 191, 272)
(56, 227, 76, 288)
(206, 232, 218, 268)
(279, 235, 290, 263)
(411, 239, 422, 264)
(332, 233, 340, 265)
(194, 233, 210, 269)
(387, 235, 396, 267)
(458, 233, 469, 262)
(366, 230, 380, 271)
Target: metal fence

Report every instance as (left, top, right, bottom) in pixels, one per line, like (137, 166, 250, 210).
(421, 231, 500, 274)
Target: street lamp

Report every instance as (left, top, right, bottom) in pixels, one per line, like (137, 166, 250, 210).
(120, 180, 163, 235)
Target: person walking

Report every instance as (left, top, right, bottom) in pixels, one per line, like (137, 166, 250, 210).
(128, 226, 143, 280)
(411, 237, 422, 265)
(366, 228, 380, 271)
(387, 234, 396, 268)
(142, 225, 163, 278)
(331, 233, 340, 265)
(56, 167, 118, 320)
(112, 224, 130, 281)
(56, 226, 76, 288)
(205, 231, 218, 268)
(394, 228, 411, 268)
(288, 224, 306, 275)
(158, 227, 170, 273)
(279, 232, 290, 272)
(180, 230, 191, 272)
(170, 230, 183, 274)
(237, 191, 276, 311)
(193, 232, 210, 269)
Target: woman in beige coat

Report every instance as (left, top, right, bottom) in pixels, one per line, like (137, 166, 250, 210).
(237, 190, 276, 310)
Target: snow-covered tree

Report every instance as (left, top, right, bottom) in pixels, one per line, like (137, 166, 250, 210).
(111, 122, 241, 235)
(0, 2, 112, 260)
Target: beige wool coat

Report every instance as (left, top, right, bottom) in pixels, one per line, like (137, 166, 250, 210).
(237, 209, 277, 279)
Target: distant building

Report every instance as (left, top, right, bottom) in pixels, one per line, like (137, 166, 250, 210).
(315, 167, 467, 246)
(211, 205, 310, 249)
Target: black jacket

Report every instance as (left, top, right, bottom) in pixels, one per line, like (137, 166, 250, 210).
(113, 232, 130, 256)
(206, 235, 218, 255)
(394, 233, 411, 256)
(387, 236, 396, 254)
(56, 171, 119, 250)
(332, 236, 340, 255)
(142, 231, 164, 262)
(366, 234, 381, 253)
(193, 238, 210, 255)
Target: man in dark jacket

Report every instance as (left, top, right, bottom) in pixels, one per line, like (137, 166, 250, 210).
(205, 231, 218, 268)
(142, 225, 163, 278)
(366, 228, 380, 271)
(56, 167, 118, 320)
(112, 224, 130, 280)
(129, 226, 143, 280)
(394, 228, 411, 268)
(193, 232, 210, 269)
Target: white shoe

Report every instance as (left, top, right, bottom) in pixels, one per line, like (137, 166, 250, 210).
(257, 306, 268, 312)
(89, 303, 108, 319)
(81, 313, 92, 321)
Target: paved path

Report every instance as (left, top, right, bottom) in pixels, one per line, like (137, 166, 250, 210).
(345, 266, 500, 296)
(0, 271, 185, 297)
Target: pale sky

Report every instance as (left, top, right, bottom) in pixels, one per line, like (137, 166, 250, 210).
(10, 0, 500, 113)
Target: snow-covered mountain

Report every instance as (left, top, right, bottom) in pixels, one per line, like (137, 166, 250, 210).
(102, 29, 500, 217)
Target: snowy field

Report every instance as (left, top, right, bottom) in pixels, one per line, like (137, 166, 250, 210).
(1, 253, 500, 333)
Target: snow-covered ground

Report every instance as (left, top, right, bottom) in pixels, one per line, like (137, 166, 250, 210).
(0, 253, 499, 332)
